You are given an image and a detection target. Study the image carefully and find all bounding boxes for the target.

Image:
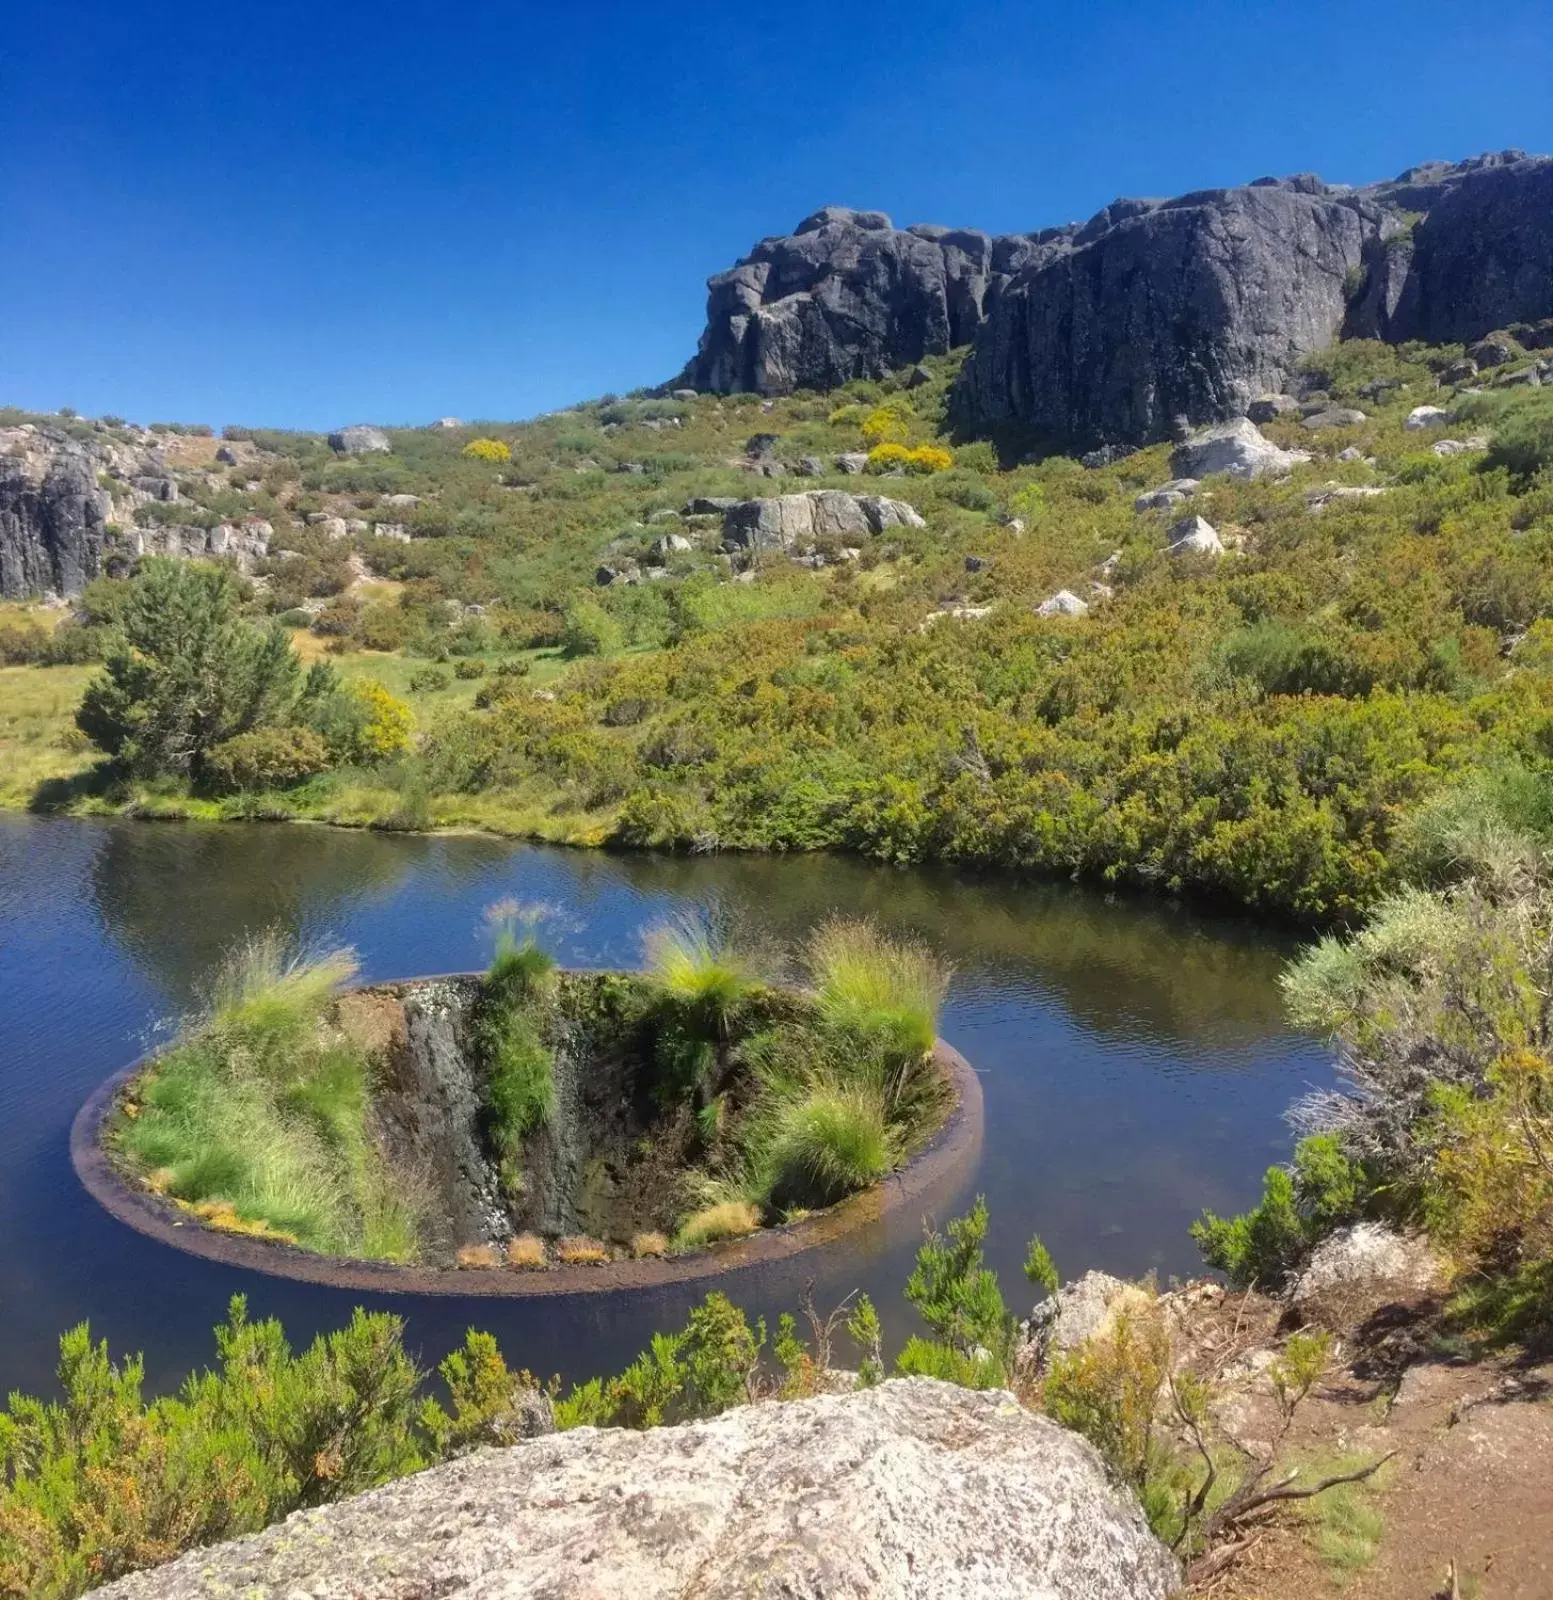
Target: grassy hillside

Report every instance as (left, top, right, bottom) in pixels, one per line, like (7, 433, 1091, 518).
(6, 340, 1553, 919)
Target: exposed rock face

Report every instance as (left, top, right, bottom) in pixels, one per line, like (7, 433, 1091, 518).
(0, 446, 107, 600)
(1362, 154, 1553, 345)
(680, 207, 1068, 395)
(1291, 1222, 1442, 1325)
(685, 152, 1552, 452)
(953, 178, 1379, 451)
(722, 489, 926, 552)
(95, 1380, 1179, 1600)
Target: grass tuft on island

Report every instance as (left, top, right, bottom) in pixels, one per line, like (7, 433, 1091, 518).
(104, 916, 956, 1272)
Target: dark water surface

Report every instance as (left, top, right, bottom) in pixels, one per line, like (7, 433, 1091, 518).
(0, 815, 1330, 1396)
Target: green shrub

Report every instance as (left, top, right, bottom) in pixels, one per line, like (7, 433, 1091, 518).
(898, 1197, 1015, 1378)
(1191, 1135, 1364, 1288)
(560, 598, 624, 657)
(473, 930, 559, 1190)
(204, 726, 331, 793)
(761, 1083, 897, 1207)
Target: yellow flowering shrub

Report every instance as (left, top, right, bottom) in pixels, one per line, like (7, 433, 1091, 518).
(463, 438, 511, 463)
(861, 403, 912, 445)
(866, 442, 953, 474)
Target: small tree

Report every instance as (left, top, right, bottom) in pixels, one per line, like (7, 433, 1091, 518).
(76, 559, 302, 778)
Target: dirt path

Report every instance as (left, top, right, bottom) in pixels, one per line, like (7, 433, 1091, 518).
(1209, 1353, 1553, 1599)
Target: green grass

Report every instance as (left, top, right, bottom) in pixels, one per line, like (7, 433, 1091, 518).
(117, 933, 419, 1260)
(475, 932, 559, 1186)
(1291, 1451, 1391, 1581)
(758, 1082, 898, 1207)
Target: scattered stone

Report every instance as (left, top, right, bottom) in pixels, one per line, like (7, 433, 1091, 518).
(1439, 358, 1479, 384)
(964, 554, 990, 573)
(1169, 418, 1311, 482)
(373, 523, 411, 542)
(682, 496, 742, 517)
(836, 452, 870, 474)
(923, 604, 993, 625)
(1305, 484, 1388, 512)
(1405, 404, 1451, 430)
(1497, 366, 1542, 388)
(383, 492, 421, 508)
(618, 461, 646, 475)
(1167, 514, 1226, 556)
(907, 363, 933, 388)
(1432, 435, 1490, 456)
(595, 560, 641, 587)
(671, 388, 699, 401)
(214, 444, 239, 465)
(797, 455, 826, 477)
(1247, 394, 1300, 423)
(1079, 443, 1134, 469)
(428, 416, 463, 429)
(745, 432, 782, 459)
(1036, 589, 1089, 617)
(1133, 478, 1199, 512)
(328, 425, 391, 455)
(1301, 406, 1367, 429)
(95, 1381, 1178, 1600)
(1338, 445, 1365, 461)
(652, 533, 694, 558)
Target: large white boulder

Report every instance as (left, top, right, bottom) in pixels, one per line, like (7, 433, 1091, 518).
(1169, 417, 1310, 481)
(723, 490, 924, 551)
(94, 1380, 1178, 1600)
(1037, 589, 1090, 616)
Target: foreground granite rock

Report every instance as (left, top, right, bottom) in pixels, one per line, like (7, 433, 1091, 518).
(92, 1380, 1179, 1600)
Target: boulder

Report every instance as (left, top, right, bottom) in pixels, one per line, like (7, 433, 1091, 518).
(1247, 393, 1300, 423)
(964, 554, 990, 573)
(1337, 445, 1365, 461)
(214, 444, 239, 465)
(722, 491, 924, 552)
(678, 207, 1059, 395)
(1439, 358, 1479, 383)
(1469, 336, 1518, 367)
(329, 425, 391, 455)
(93, 1381, 1178, 1600)
(1497, 366, 1542, 387)
(1134, 478, 1199, 512)
(1291, 1222, 1441, 1324)
(1432, 435, 1490, 456)
(1167, 514, 1225, 556)
(383, 493, 421, 508)
(1169, 418, 1310, 482)
(1405, 405, 1451, 429)
(652, 533, 694, 557)
(429, 416, 463, 429)
(670, 388, 699, 401)
(1300, 406, 1367, 429)
(373, 523, 411, 542)
(796, 455, 826, 477)
(682, 496, 742, 517)
(1036, 589, 1089, 617)
(836, 451, 870, 474)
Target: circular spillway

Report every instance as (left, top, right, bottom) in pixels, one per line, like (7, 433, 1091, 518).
(71, 972, 984, 1297)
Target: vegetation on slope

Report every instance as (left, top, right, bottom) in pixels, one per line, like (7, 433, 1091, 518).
(4, 337, 1553, 918)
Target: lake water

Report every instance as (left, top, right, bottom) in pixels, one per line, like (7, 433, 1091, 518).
(0, 815, 1330, 1397)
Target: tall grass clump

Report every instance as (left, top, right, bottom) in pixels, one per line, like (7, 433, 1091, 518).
(118, 932, 418, 1260)
(759, 1083, 898, 1207)
(644, 912, 758, 1104)
(474, 917, 559, 1193)
(808, 918, 949, 1118)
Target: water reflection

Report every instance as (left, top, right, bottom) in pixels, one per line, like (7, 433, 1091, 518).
(0, 816, 1328, 1399)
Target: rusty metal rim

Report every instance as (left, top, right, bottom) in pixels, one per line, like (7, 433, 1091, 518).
(70, 972, 985, 1298)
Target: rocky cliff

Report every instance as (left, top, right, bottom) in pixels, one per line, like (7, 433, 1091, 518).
(91, 1379, 1179, 1600)
(0, 424, 270, 600)
(682, 152, 1553, 452)
(0, 439, 109, 601)
(678, 206, 1073, 394)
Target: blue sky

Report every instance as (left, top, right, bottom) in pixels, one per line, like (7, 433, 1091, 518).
(4, 0, 1550, 430)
